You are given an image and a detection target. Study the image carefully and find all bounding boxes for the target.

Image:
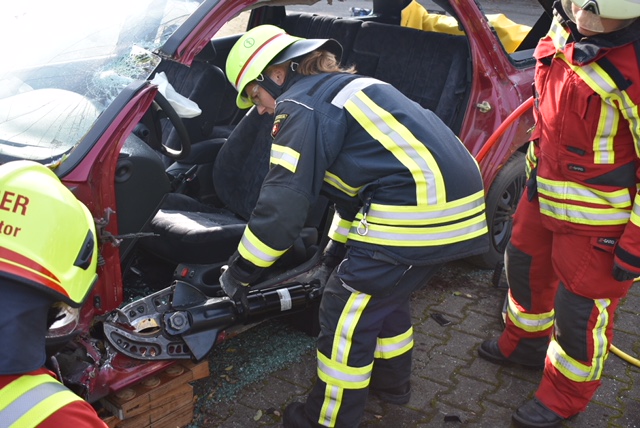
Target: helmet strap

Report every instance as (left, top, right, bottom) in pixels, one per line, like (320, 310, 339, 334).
(256, 62, 299, 100)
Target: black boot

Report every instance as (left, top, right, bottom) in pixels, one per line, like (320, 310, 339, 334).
(478, 339, 544, 370)
(283, 402, 322, 428)
(512, 398, 565, 428)
(370, 382, 411, 405)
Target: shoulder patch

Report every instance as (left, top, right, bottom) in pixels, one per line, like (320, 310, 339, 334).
(271, 114, 289, 138)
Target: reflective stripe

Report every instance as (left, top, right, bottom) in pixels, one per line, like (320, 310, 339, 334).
(557, 55, 621, 164)
(317, 352, 373, 389)
(537, 176, 631, 226)
(238, 226, 287, 268)
(330, 77, 387, 108)
(0, 374, 82, 427)
(549, 11, 640, 165)
(548, 299, 610, 382)
(345, 91, 446, 205)
(525, 141, 537, 178)
(235, 33, 289, 91)
(548, 11, 569, 49)
(328, 214, 350, 243)
(374, 327, 414, 359)
(0, 248, 64, 298)
(319, 288, 371, 427)
(539, 199, 630, 226)
(270, 143, 300, 173)
(323, 171, 361, 197)
(507, 292, 554, 333)
(348, 212, 487, 246)
(365, 191, 485, 225)
(630, 194, 640, 227)
(536, 177, 631, 207)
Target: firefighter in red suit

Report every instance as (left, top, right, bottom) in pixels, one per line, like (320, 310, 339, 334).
(478, 1, 640, 427)
(0, 161, 107, 427)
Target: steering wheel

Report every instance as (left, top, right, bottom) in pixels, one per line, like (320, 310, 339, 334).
(151, 90, 192, 160)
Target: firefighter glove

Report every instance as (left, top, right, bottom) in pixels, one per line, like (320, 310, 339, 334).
(219, 267, 250, 314)
(612, 263, 638, 282)
(322, 239, 347, 268)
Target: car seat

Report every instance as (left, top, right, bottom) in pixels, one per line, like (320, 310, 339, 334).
(141, 108, 322, 267)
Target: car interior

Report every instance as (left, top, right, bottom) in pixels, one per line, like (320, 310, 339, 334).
(115, 0, 553, 300)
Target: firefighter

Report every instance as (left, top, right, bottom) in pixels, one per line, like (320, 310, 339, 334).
(478, 1, 640, 427)
(221, 25, 489, 427)
(0, 161, 106, 427)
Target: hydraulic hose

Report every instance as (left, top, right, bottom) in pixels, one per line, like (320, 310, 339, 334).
(610, 344, 640, 368)
(485, 101, 640, 368)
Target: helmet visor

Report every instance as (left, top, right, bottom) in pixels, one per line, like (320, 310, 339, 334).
(562, 0, 606, 32)
(561, 0, 636, 33)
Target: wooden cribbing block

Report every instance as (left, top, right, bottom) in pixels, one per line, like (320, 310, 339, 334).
(100, 360, 209, 421)
(115, 385, 194, 428)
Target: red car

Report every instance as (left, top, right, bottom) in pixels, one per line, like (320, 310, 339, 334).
(0, 0, 549, 402)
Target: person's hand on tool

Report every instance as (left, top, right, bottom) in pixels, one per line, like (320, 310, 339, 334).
(219, 266, 250, 313)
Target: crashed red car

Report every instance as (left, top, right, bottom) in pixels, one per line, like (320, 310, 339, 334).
(0, 0, 550, 403)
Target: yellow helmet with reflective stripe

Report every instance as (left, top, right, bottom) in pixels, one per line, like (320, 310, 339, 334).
(0, 161, 98, 307)
(225, 25, 302, 109)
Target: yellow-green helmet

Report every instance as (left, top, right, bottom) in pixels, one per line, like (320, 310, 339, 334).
(226, 25, 302, 109)
(0, 161, 98, 307)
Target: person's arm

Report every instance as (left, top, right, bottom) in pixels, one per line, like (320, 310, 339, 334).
(226, 100, 346, 285)
(40, 400, 108, 428)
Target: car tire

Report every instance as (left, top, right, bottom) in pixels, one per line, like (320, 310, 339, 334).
(469, 151, 526, 269)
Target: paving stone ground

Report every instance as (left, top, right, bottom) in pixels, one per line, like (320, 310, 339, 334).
(189, 261, 640, 427)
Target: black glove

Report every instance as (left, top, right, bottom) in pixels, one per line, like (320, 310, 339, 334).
(612, 263, 638, 282)
(300, 240, 346, 288)
(219, 267, 250, 314)
(321, 239, 346, 269)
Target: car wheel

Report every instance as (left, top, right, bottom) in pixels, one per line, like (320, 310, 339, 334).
(469, 151, 526, 269)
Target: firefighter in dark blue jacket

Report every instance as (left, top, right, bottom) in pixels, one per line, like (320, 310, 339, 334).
(222, 24, 489, 427)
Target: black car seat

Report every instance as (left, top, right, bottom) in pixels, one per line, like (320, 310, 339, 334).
(141, 108, 322, 266)
(152, 43, 232, 166)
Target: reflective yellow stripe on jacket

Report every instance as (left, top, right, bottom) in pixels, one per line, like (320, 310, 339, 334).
(349, 191, 487, 247)
(345, 91, 446, 206)
(238, 226, 288, 268)
(537, 177, 631, 226)
(328, 214, 351, 244)
(0, 374, 82, 428)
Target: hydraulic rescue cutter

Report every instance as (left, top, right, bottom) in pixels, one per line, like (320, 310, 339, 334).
(103, 265, 323, 362)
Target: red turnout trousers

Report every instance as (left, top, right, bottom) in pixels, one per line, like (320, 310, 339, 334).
(498, 194, 634, 417)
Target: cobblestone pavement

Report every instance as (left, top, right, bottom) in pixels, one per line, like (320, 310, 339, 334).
(189, 261, 640, 427)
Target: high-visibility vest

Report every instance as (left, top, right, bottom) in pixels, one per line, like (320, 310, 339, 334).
(0, 374, 83, 427)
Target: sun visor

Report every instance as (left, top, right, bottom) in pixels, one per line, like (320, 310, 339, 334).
(271, 38, 343, 65)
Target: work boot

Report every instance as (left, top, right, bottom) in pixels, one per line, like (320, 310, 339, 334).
(370, 382, 411, 405)
(478, 339, 544, 370)
(512, 398, 565, 428)
(283, 402, 322, 428)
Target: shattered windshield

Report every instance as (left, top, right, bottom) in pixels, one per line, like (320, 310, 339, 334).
(0, 0, 203, 162)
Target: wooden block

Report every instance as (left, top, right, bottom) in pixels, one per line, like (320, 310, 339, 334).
(115, 385, 194, 428)
(100, 360, 209, 420)
(100, 414, 120, 428)
(115, 382, 192, 420)
(145, 402, 194, 428)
